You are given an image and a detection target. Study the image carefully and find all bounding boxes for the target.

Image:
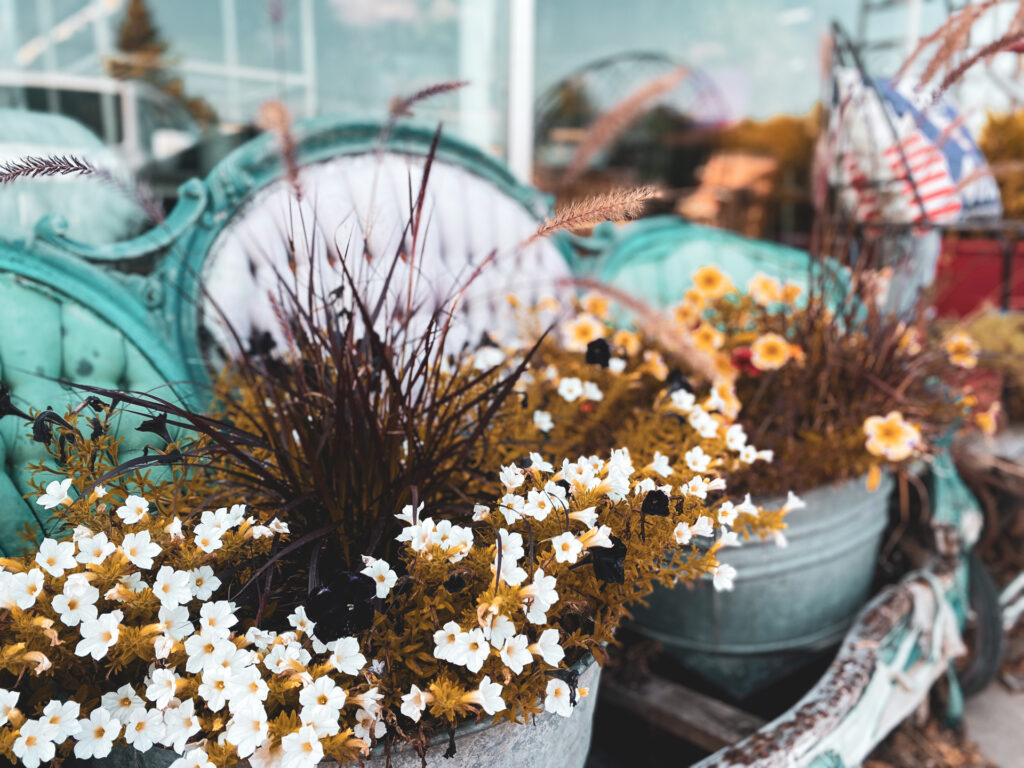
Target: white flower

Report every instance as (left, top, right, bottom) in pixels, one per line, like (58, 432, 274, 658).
(153, 566, 191, 607)
(116, 495, 149, 524)
(557, 377, 584, 402)
(550, 532, 583, 564)
(198, 600, 238, 638)
(783, 491, 806, 513)
(41, 699, 81, 741)
(52, 573, 99, 627)
(166, 517, 183, 539)
(499, 634, 533, 674)
(529, 452, 554, 473)
(736, 494, 759, 518)
(225, 703, 269, 758)
(648, 451, 674, 478)
(360, 558, 397, 599)
(169, 747, 215, 768)
(467, 676, 506, 715)
(37, 478, 73, 509)
(717, 502, 738, 528)
(530, 628, 565, 666)
(35, 538, 76, 577)
(160, 699, 200, 753)
(146, 668, 180, 709)
(569, 506, 598, 529)
(609, 357, 627, 373)
(328, 637, 366, 676)
(473, 345, 506, 371)
(685, 446, 713, 473)
(94, 485, 107, 498)
(499, 464, 526, 490)
(498, 494, 525, 525)
(452, 628, 490, 673)
(524, 489, 557, 521)
(192, 522, 223, 554)
(75, 611, 123, 660)
(124, 706, 165, 752)
(268, 519, 289, 534)
(691, 411, 720, 440)
(485, 614, 515, 649)
(521, 569, 558, 624)
(719, 530, 741, 547)
(121, 530, 161, 569)
(188, 566, 220, 601)
(400, 685, 432, 722)
(198, 665, 231, 711)
(0, 689, 19, 726)
(692, 515, 715, 538)
(227, 666, 269, 708)
(582, 381, 604, 402)
(533, 409, 554, 433)
(712, 563, 738, 591)
(725, 424, 747, 451)
(670, 389, 696, 413)
(544, 679, 574, 717)
(353, 708, 386, 743)
(673, 522, 693, 545)
(74, 708, 120, 759)
(299, 676, 347, 716)
(281, 725, 323, 768)
(13, 718, 57, 768)
(739, 445, 758, 464)
(101, 684, 144, 724)
(7, 568, 44, 610)
(76, 532, 115, 565)
(432, 621, 463, 662)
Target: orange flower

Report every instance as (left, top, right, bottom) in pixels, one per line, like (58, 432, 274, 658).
(945, 330, 979, 369)
(692, 323, 724, 354)
(612, 328, 641, 357)
(581, 293, 610, 320)
(863, 411, 921, 462)
(692, 266, 735, 299)
(640, 350, 669, 381)
(561, 313, 606, 352)
(975, 402, 1000, 437)
(672, 302, 700, 328)
(750, 333, 791, 371)
(781, 283, 802, 304)
(747, 273, 782, 305)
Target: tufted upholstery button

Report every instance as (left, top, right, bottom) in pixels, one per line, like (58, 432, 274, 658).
(0, 274, 169, 556)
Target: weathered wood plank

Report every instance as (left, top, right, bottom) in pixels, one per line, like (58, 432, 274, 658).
(600, 675, 766, 753)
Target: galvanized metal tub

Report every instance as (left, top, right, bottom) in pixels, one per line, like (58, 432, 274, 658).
(631, 473, 894, 697)
(104, 656, 601, 768)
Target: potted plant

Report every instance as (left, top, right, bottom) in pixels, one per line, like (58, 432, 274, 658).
(626, 265, 983, 694)
(0, 183, 789, 767)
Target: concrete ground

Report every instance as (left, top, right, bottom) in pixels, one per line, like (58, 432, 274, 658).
(965, 684, 1024, 767)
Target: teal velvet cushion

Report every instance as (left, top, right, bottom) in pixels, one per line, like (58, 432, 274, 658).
(0, 274, 168, 555)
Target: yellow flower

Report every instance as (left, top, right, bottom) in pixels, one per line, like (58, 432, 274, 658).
(750, 333, 791, 371)
(612, 329, 642, 357)
(692, 266, 735, 299)
(975, 402, 1000, 437)
(672, 302, 700, 328)
(945, 330, 980, 369)
(781, 283, 802, 304)
(692, 323, 724, 354)
(581, 293, 610, 320)
(863, 411, 921, 462)
(897, 325, 922, 356)
(641, 350, 669, 381)
(562, 313, 606, 352)
(684, 288, 707, 308)
(747, 273, 782, 305)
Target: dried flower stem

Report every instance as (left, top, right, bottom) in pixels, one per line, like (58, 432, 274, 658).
(525, 186, 659, 247)
(562, 68, 687, 186)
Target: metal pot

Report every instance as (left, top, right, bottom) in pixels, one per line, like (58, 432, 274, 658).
(631, 473, 894, 697)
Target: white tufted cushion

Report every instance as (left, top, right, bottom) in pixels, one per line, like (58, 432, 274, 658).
(201, 152, 571, 358)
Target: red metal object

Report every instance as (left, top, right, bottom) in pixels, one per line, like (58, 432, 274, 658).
(935, 237, 1024, 317)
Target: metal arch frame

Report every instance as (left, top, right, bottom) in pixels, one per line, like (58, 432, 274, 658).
(22, 117, 570, 386)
